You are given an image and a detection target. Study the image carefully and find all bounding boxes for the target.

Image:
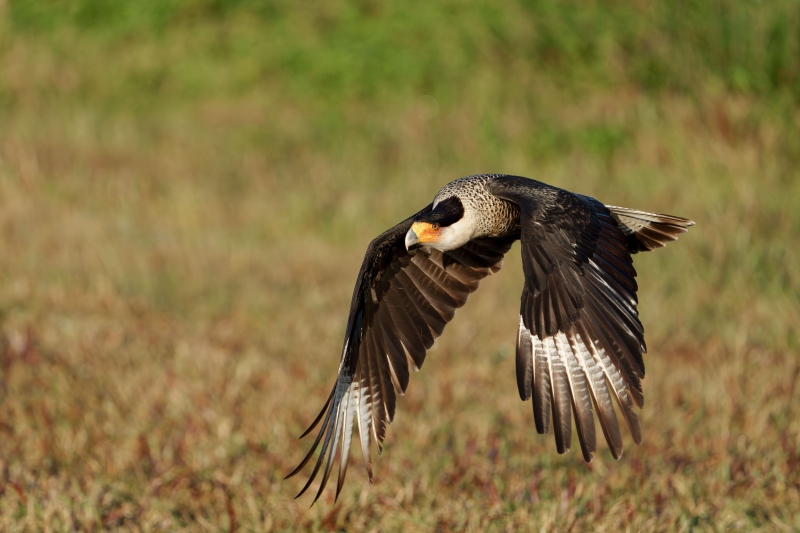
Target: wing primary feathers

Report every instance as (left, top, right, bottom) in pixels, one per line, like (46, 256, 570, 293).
(516, 316, 533, 401)
(355, 362, 374, 482)
(312, 385, 347, 504)
(573, 322, 624, 459)
(383, 294, 426, 371)
(406, 260, 460, 316)
(582, 274, 645, 356)
(551, 272, 579, 328)
(547, 335, 572, 453)
(542, 281, 556, 336)
(401, 266, 453, 332)
(370, 327, 396, 429)
(580, 310, 642, 449)
(560, 332, 597, 462)
(381, 328, 408, 396)
(582, 294, 645, 403)
(394, 270, 439, 348)
(359, 332, 382, 457)
(584, 263, 639, 323)
(293, 393, 337, 498)
(335, 383, 357, 501)
(413, 252, 472, 296)
(590, 252, 639, 298)
(286, 388, 337, 480)
(616, 389, 643, 446)
(532, 333, 553, 434)
(532, 287, 545, 341)
(297, 387, 334, 440)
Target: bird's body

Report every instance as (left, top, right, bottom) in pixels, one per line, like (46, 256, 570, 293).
(288, 174, 694, 502)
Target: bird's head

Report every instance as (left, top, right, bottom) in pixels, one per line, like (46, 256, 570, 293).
(405, 196, 470, 252)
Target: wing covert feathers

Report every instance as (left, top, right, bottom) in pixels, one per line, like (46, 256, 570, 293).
(287, 207, 514, 503)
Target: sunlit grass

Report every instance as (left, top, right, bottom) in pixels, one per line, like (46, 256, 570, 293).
(0, 1, 798, 530)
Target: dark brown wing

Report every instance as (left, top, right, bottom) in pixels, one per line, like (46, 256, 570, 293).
(286, 205, 516, 503)
(489, 176, 693, 462)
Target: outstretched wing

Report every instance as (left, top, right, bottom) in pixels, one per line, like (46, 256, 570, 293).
(489, 176, 693, 462)
(287, 205, 516, 503)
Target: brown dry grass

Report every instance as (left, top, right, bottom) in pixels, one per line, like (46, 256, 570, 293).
(1, 2, 799, 531)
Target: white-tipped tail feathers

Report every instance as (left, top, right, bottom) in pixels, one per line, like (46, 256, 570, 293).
(607, 206, 695, 252)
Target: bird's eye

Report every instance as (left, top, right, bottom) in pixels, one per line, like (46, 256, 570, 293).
(431, 223, 440, 230)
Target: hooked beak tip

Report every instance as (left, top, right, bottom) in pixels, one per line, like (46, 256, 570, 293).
(405, 228, 420, 251)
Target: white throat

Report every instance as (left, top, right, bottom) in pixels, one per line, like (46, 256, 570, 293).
(428, 216, 474, 252)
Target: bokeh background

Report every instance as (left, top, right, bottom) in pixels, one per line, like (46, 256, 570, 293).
(1, 1, 799, 530)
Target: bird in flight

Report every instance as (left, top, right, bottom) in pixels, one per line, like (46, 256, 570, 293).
(287, 174, 694, 503)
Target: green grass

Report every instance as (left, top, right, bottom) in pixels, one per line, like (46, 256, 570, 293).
(1, 0, 799, 530)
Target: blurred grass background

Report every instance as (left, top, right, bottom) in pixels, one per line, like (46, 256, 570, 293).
(1, 0, 799, 530)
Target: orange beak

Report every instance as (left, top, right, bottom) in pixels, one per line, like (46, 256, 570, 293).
(405, 222, 439, 250)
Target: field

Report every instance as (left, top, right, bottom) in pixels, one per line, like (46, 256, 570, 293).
(1, 1, 799, 530)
